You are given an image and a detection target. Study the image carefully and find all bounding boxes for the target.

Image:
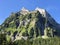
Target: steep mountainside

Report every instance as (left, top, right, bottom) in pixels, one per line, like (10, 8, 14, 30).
(0, 7, 60, 41)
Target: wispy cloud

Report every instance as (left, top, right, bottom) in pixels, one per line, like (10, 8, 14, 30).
(45, 6, 59, 11)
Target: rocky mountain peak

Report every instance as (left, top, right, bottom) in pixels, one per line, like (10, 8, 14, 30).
(35, 7, 46, 17)
(21, 7, 29, 12)
(20, 7, 29, 15)
(0, 7, 60, 41)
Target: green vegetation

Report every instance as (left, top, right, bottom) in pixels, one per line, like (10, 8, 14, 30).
(0, 8, 60, 45)
(0, 33, 60, 45)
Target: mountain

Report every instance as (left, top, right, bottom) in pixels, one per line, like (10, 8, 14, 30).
(0, 7, 60, 41)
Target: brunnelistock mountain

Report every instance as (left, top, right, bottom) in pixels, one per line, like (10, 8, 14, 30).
(0, 7, 60, 41)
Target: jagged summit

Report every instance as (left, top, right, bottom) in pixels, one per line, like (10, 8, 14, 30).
(35, 7, 46, 16)
(20, 7, 47, 17)
(21, 7, 29, 12)
(20, 7, 29, 15)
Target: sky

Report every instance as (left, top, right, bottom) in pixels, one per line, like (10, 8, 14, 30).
(0, 0, 60, 25)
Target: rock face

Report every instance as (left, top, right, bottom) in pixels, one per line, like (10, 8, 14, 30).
(0, 7, 60, 41)
(20, 7, 29, 15)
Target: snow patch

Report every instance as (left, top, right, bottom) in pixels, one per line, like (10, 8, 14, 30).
(21, 7, 29, 12)
(20, 7, 29, 15)
(35, 7, 46, 17)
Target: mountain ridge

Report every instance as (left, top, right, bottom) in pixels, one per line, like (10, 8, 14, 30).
(0, 7, 60, 41)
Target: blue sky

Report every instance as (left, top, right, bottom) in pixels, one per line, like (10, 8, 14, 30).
(0, 0, 60, 25)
